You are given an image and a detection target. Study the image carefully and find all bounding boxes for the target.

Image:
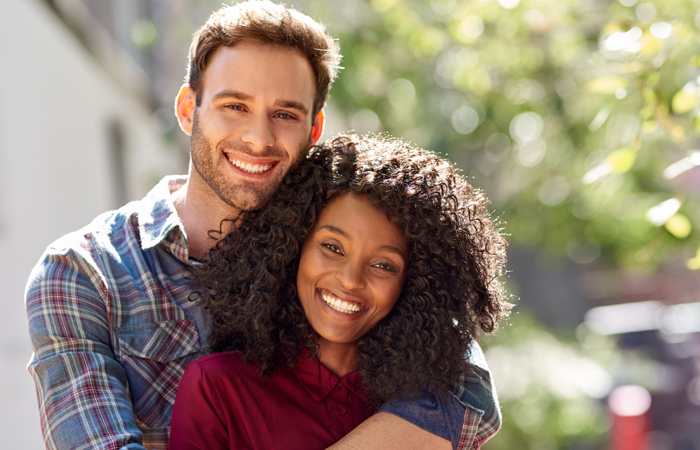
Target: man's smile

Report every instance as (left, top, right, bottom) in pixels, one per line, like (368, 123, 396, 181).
(226, 156, 275, 174)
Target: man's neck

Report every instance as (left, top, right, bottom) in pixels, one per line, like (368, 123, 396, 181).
(171, 171, 241, 260)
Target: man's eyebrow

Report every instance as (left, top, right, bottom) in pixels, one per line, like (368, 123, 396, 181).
(275, 100, 309, 115)
(211, 90, 253, 102)
(320, 225, 407, 260)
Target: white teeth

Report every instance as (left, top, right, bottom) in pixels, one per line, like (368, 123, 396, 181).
(321, 290, 363, 314)
(228, 158, 273, 174)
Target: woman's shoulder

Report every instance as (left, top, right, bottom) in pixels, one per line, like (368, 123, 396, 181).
(185, 351, 262, 383)
(192, 350, 246, 366)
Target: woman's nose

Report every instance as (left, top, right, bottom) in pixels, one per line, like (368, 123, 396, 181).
(335, 262, 365, 290)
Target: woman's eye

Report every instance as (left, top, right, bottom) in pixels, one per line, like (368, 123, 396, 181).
(321, 243, 342, 254)
(373, 262, 398, 273)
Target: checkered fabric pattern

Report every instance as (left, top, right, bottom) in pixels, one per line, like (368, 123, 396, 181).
(26, 175, 501, 450)
(26, 176, 208, 450)
(453, 363, 502, 449)
(377, 341, 501, 450)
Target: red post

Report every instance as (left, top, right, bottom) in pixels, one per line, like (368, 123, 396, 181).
(608, 385, 651, 450)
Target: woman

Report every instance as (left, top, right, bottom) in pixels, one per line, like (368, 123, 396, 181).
(169, 134, 511, 449)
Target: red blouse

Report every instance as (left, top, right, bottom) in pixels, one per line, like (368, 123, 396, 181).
(168, 350, 375, 450)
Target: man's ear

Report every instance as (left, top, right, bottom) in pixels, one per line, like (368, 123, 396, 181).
(310, 109, 325, 146)
(175, 84, 196, 136)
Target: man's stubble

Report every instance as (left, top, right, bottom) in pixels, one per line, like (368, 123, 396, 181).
(189, 109, 311, 212)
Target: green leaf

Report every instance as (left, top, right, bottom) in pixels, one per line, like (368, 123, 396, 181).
(671, 89, 698, 114)
(665, 213, 692, 239)
(605, 148, 637, 174)
(687, 243, 700, 270)
(588, 76, 628, 94)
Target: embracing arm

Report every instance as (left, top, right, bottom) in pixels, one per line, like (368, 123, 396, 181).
(26, 246, 146, 450)
(328, 413, 451, 450)
(327, 341, 501, 450)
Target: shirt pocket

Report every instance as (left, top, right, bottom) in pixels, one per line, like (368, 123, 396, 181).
(117, 320, 201, 429)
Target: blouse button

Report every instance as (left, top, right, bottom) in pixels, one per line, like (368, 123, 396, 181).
(337, 407, 347, 416)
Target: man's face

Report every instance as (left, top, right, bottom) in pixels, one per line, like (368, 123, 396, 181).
(185, 41, 317, 211)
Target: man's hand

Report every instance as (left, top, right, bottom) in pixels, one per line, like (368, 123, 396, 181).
(327, 412, 452, 450)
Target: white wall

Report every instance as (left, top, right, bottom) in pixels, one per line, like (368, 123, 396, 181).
(0, 1, 181, 448)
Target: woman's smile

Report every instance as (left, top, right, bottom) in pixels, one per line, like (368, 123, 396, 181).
(296, 192, 408, 353)
(318, 288, 368, 315)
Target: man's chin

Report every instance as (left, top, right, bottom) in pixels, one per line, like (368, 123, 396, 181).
(221, 189, 275, 212)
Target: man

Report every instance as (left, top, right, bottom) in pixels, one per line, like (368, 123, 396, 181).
(26, 2, 500, 449)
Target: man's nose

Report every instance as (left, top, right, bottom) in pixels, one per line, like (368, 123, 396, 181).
(241, 113, 275, 151)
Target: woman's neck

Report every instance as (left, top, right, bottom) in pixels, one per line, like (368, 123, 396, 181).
(316, 338, 359, 378)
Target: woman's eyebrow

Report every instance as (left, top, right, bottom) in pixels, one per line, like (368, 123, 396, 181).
(319, 224, 349, 238)
(320, 224, 407, 261)
(378, 245, 407, 260)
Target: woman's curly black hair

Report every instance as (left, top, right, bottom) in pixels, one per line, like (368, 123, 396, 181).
(197, 134, 511, 404)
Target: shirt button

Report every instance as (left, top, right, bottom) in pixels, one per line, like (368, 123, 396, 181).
(334, 385, 342, 391)
(337, 407, 347, 416)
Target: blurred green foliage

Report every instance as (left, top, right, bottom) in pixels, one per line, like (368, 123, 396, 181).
(479, 310, 658, 450)
(481, 314, 607, 449)
(298, 0, 700, 270)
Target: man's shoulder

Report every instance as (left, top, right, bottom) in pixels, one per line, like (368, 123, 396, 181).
(450, 341, 499, 416)
(41, 175, 183, 261)
(24, 203, 142, 298)
(44, 201, 142, 259)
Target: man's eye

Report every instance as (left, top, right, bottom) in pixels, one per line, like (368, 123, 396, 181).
(226, 104, 243, 110)
(276, 112, 295, 120)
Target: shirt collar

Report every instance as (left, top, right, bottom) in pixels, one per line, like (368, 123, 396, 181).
(292, 347, 368, 402)
(137, 175, 188, 254)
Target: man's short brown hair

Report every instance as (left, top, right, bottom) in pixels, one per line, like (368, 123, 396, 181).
(187, 1, 341, 115)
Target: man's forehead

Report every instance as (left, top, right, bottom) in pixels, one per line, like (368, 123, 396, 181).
(199, 43, 316, 105)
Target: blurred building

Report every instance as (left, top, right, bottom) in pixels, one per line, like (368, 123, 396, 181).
(581, 262, 700, 450)
(0, 0, 181, 447)
(508, 249, 700, 449)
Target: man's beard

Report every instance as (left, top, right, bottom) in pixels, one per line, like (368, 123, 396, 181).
(189, 111, 310, 211)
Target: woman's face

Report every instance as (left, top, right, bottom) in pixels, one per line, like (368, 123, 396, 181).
(296, 192, 408, 347)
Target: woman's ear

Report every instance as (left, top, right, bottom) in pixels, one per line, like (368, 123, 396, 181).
(175, 84, 196, 136)
(310, 109, 325, 146)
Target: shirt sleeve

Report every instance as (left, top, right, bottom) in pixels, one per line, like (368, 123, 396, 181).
(376, 341, 501, 450)
(169, 361, 229, 450)
(26, 243, 147, 450)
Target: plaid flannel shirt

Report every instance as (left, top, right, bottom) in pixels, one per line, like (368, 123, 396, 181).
(26, 175, 501, 450)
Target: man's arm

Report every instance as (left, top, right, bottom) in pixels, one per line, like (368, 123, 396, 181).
(328, 341, 501, 450)
(26, 244, 146, 450)
(328, 413, 452, 450)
